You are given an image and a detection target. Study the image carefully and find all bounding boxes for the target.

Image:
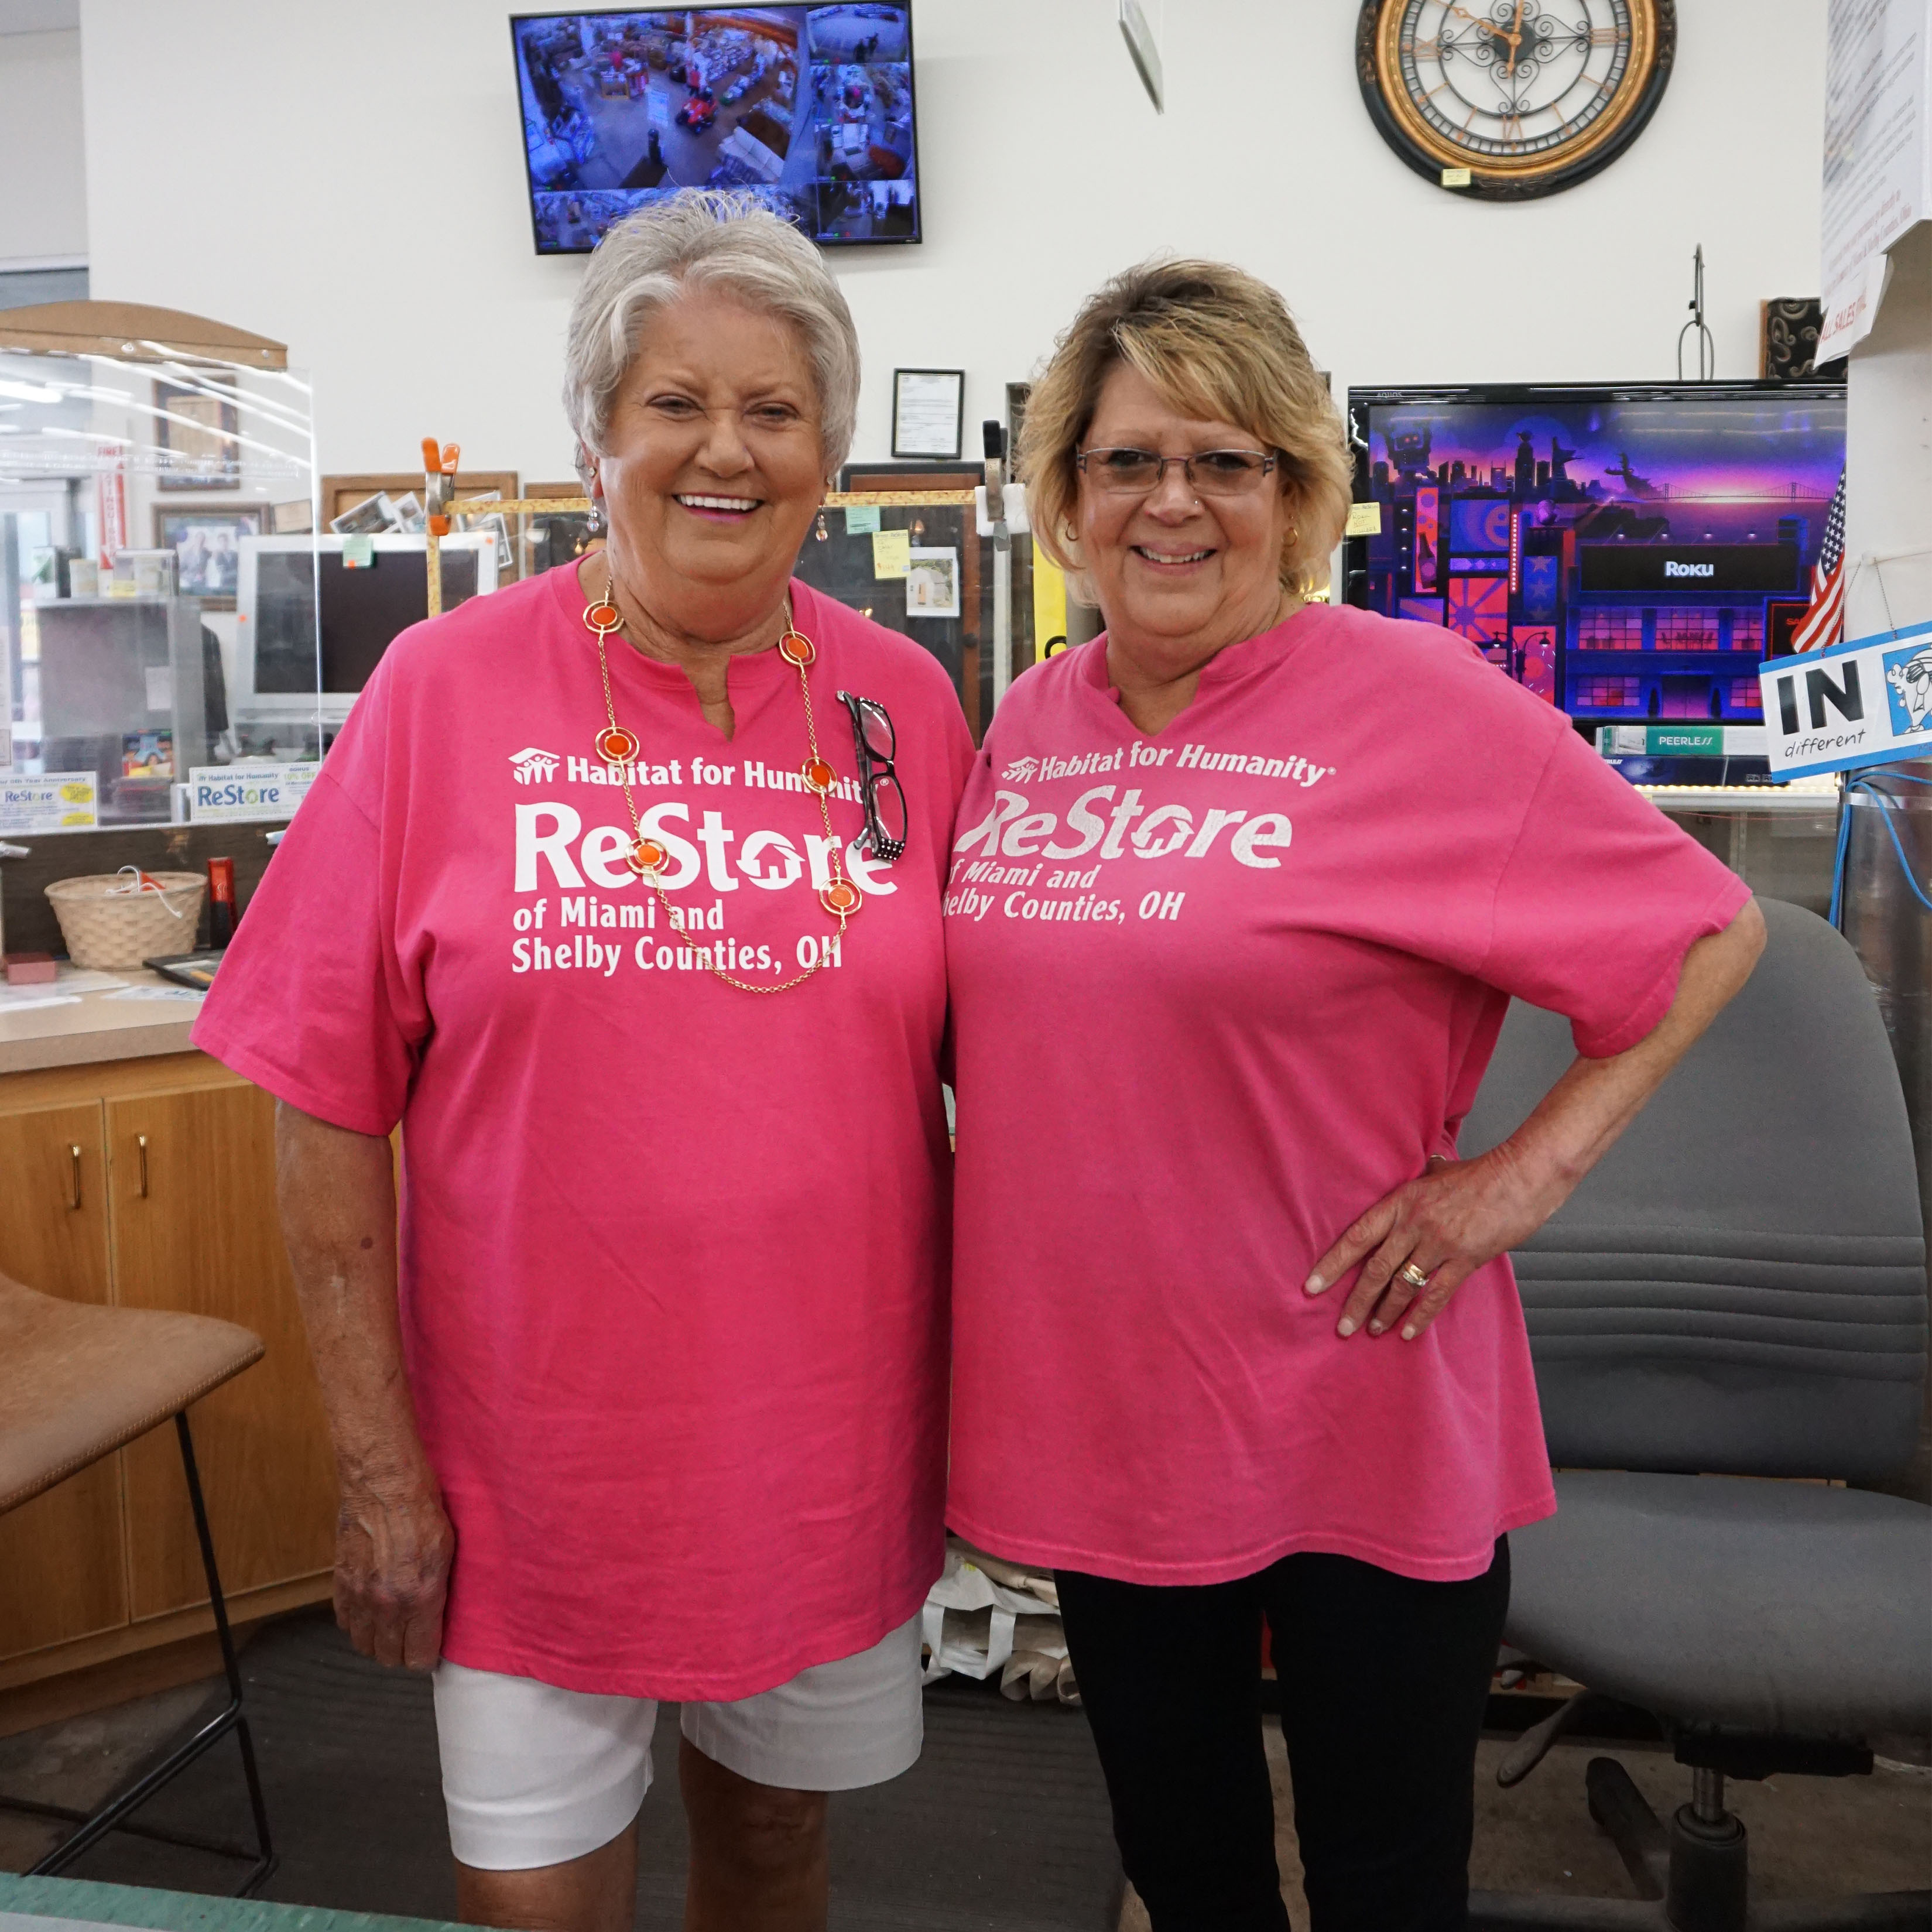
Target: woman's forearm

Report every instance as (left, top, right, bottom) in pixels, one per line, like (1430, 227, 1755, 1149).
(1310, 897, 1766, 1339)
(274, 1099, 430, 1488)
(276, 1099, 453, 1669)
(1492, 896, 1767, 1211)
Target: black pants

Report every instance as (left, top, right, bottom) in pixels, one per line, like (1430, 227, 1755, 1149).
(1057, 1540, 1509, 1932)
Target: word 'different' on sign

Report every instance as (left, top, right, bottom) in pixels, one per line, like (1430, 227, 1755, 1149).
(187, 762, 319, 824)
(1759, 619, 1932, 782)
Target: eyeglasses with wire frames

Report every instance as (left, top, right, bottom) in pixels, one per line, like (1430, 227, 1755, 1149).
(1075, 447, 1280, 496)
(837, 690, 907, 863)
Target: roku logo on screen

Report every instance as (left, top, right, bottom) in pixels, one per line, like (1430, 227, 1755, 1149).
(1663, 561, 1715, 578)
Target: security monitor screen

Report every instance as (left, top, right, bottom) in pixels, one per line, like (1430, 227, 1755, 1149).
(511, 6, 920, 251)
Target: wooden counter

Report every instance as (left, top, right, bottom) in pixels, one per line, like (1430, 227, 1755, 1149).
(0, 975, 334, 1736)
(0, 970, 203, 1074)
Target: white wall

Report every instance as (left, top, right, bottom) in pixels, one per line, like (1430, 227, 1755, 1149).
(81, 0, 1828, 485)
(0, 24, 86, 266)
(1845, 224, 1932, 638)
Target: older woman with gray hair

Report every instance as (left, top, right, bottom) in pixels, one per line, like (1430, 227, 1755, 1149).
(193, 190, 974, 1932)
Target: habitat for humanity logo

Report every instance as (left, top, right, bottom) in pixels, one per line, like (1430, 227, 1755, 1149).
(1001, 756, 1040, 782)
(510, 747, 561, 784)
(1883, 643, 1932, 735)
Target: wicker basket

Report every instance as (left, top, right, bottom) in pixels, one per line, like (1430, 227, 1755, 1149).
(45, 872, 206, 970)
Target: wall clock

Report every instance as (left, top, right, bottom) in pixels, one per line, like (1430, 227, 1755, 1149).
(1356, 0, 1676, 200)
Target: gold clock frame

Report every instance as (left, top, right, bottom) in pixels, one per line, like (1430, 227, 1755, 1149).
(1356, 0, 1677, 200)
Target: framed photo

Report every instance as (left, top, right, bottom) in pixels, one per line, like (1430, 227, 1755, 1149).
(904, 545, 960, 619)
(154, 376, 241, 491)
(329, 492, 400, 536)
(892, 368, 964, 460)
(152, 505, 264, 602)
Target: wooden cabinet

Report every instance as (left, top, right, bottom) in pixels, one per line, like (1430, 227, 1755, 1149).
(109, 1084, 336, 1618)
(0, 1054, 335, 1703)
(0, 1102, 125, 1657)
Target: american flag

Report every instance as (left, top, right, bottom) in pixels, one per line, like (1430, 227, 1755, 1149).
(1792, 468, 1847, 653)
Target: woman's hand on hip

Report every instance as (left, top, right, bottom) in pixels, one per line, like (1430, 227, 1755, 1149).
(1301, 905, 1767, 1346)
(333, 1469, 455, 1671)
(1304, 1145, 1568, 1343)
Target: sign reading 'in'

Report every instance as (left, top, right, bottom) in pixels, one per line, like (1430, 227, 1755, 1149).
(1759, 619, 1932, 782)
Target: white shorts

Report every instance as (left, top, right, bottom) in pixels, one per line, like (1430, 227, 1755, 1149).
(432, 1615, 924, 1870)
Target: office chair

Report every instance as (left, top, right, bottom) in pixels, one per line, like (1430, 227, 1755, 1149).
(1460, 898, 1931, 1932)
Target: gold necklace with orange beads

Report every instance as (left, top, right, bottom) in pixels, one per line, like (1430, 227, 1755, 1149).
(581, 563, 861, 995)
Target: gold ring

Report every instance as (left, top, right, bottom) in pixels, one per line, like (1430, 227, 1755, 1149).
(1399, 1262, 1431, 1290)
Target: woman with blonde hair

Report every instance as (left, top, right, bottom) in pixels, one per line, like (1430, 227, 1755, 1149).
(943, 259, 1763, 1929)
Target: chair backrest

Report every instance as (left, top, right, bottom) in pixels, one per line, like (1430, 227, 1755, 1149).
(1461, 897, 1927, 1481)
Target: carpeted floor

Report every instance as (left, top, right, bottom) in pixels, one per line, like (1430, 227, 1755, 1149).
(1, 1608, 1122, 1932)
(11, 1612, 1923, 1931)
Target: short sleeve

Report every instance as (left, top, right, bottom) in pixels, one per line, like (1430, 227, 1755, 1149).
(1478, 728, 1752, 1058)
(190, 766, 424, 1135)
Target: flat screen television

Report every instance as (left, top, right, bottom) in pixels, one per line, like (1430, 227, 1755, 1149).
(511, 5, 920, 252)
(1343, 382, 1847, 786)
(233, 535, 498, 728)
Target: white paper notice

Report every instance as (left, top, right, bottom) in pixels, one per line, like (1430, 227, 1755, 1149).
(1818, 0, 1931, 363)
(187, 761, 319, 824)
(893, 371, 962, 458)
(0, 772, 98, 834)
(144, 664, 173, 712)
(0, 989, 83, 1013)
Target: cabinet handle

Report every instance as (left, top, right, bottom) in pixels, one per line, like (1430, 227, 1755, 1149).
(138, 1133, 149, 1198)
(67, 1144, 82, 1211)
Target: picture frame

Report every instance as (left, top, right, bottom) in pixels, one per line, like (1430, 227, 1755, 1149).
(319, 471, 523, 571)
(152, 503, 265, 603)
(154, 375, 241, 491)
(904, 545, 960, 619)
(320, 471, 520, 524)
(892, 368, 965, 460)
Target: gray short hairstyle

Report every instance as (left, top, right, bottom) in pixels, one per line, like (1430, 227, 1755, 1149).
(563, 190, 859, 481)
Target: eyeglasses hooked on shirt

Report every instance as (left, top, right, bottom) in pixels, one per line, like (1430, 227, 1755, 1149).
(838, 690, 907, 863)
(1074, 447, 1280, 498)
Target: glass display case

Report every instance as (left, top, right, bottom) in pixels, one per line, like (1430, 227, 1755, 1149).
(0, 326, 321, 835)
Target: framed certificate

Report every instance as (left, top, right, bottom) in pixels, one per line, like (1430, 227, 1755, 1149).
(892, 368, 965, 460)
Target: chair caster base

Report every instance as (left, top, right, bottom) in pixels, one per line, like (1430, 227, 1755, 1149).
(1471, 1753, 1932, 1931)
(1666, 1801, 1748, 1932)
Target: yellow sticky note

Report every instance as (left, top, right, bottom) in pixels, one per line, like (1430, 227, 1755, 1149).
(1440, 166, 1472, 188)
(1033, 556, 1068, 662)
(872, 528, 910, 577)
(1344, 501, 1382, 537)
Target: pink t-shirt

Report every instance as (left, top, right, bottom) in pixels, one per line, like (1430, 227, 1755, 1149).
(194, 568, 975, 1699)
(944, 603, 1750, 1585)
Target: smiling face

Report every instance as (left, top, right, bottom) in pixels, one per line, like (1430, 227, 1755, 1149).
(590, 286, 827, 640)
(1075, 360, 1297, 670)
